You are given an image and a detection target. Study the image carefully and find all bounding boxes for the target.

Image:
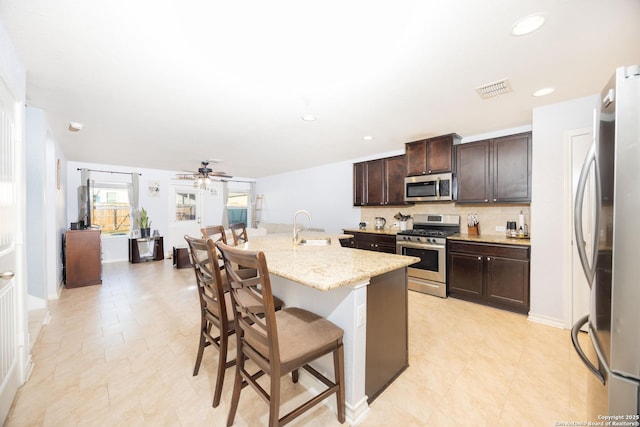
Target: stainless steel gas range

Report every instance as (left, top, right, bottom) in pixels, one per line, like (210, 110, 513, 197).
(396, 214, 460, 298)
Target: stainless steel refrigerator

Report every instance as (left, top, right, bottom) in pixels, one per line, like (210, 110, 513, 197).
(572, 65, 640, 419)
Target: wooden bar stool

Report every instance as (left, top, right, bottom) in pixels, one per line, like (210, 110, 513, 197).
(216, 242, 346, 427)
(228, 222, 249, 246)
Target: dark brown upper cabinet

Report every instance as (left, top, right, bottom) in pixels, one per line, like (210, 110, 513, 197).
(455, 132, 532, 203)
(353, 155, 412, 206)
(405, 133, 460, 176)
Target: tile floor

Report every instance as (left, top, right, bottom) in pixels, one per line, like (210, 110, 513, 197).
(6, 259, 594, 426)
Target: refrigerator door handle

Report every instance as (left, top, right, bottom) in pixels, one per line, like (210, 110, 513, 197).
(573, 141, 602, 286)
(571, 315, 605, 384)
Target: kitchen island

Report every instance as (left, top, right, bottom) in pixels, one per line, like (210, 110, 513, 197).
(236, 233, 419, 425)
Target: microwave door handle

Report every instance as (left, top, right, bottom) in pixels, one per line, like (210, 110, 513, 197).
(571, 315, 605, 384)
(435, 177, 441, 199)
(574, 142, 599, 286)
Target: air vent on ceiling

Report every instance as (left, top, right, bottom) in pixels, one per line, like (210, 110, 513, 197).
(475, 78, 513, 99)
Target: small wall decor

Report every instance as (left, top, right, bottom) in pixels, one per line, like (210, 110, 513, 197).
(148, 181, 160, 197)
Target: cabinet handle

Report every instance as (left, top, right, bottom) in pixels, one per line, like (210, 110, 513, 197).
(484, 199, 488, 202)
(477, 256, 482, 260)
(493, 198, 497, 202)
(487, 257, 491, 261)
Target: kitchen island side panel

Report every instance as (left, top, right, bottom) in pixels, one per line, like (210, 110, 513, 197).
(365, 267, 409, 402)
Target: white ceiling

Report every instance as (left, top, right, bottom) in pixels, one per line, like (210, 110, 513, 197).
(1, 0, 639, 178)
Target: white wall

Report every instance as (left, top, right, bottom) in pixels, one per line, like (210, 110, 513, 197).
(530, 94, 599, 326)
(256, 150, 408, 233)
(25, 108, 47, 300)
(25, 108, 69, 300)
(67, 161, 179, 262)
(66, 161, 254, 262)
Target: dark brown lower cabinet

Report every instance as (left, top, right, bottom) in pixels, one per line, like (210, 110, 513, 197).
(447, 240, 530, 313)
(347, 231, 396, 254)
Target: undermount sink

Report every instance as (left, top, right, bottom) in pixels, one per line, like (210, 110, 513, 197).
(298, 237, 332, 246)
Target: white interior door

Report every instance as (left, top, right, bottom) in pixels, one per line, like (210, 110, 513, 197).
(167, 183, 223, 251)
(569, 130, 595, 327)
(0, 74, 20, 423)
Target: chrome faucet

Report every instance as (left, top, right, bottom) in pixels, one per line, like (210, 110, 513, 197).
(293, 209, 312, 243)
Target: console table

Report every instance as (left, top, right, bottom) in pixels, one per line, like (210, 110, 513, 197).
(129, 237, 164, 263)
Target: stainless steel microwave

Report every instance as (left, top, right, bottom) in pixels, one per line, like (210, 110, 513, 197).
(404, 172, 456, 202)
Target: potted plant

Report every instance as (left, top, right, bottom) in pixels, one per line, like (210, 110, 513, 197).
(139, 207, 152, 238)
(394, 212, 412, 231)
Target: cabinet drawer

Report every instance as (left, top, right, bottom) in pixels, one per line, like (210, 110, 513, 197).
(351, 232, 396, 254)
(448, 240, 529, 260)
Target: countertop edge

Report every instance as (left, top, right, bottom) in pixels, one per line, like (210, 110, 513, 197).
(447, 233, 531, 246)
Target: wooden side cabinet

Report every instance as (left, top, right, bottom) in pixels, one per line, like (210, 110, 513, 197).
(64, 229, 102, 288)
(129, 237, 164, 263)
(447, 240, 530, 313)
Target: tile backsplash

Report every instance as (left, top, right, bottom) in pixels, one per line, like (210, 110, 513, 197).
(359, 203, 531, 236)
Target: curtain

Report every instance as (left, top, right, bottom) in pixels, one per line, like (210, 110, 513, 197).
(77, 168, 90, 222)
(221, 181, 229, 228)
(129, 172, 140, 230)
(249, 181, 256, 227)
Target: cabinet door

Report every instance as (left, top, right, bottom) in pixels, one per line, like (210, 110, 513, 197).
(492, 133, 531, 202)
(426, 135, 454, 174)
(65, 230, 102, 287)
(405, 139, 427, 176)
(485, 256, 529, 310)
(448, 251, 483, 298)
(455, 140, 490, 203)
(365, 159, 385, 205)
(353, 162, 366, 206)
(384, 155, 407, 204)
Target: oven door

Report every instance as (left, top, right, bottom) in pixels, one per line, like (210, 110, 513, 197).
(396, 241, 446, 283)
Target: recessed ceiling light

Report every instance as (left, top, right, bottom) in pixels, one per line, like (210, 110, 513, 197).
(68, 121, 83, 132)
(301, 114, 317, 121)
(363, 135, 374, 141)
(533, 87, 555, 97)
(512, 14, 545, 36)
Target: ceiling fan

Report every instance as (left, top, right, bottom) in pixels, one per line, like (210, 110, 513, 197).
(175, 160, 232, 187)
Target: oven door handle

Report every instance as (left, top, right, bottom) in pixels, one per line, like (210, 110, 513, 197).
(398, 242, 445, 251)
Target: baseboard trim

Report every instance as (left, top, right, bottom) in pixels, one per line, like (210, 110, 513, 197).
(527, 313, 565, 329)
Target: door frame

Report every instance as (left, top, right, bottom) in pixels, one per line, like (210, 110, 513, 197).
(167, 183, 224, 251)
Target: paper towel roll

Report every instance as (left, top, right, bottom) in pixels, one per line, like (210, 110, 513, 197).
(518, 211, 525, 229)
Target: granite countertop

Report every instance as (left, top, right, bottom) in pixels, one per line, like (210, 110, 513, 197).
(237, 233, 419, 291)
(448, 233, 531, 246)
(342, 227, 399, 236)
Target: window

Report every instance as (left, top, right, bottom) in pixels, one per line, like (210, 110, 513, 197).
(91, 183, 131, 235)
(175, 191, 197, 221)
(227, 191, 248, 226)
